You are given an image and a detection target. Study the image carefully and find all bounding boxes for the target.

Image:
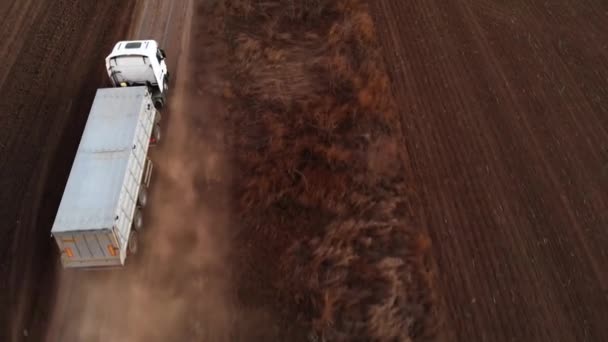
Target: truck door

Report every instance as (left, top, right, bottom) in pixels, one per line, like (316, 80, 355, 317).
(55, 231, 119, 266)
(56, 233, 82, 263)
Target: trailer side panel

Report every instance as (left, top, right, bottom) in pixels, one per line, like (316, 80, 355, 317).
(51, 86, 156, 268)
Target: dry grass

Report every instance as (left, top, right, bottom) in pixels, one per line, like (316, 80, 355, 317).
(202, 0, 439, 339)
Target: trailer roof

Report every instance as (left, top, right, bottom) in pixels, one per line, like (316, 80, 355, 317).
(52, 86, 149, 233)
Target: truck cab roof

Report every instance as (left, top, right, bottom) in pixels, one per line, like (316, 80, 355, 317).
(105, 40, 168, 95)
(106, 40, 159, 59)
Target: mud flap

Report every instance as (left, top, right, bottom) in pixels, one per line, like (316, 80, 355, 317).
(143, 158, 153, 188)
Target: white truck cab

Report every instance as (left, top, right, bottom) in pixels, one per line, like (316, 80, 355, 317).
(105, 40, 169, 109)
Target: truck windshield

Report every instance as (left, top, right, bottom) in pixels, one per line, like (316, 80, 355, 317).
(111, 56, 150, 66)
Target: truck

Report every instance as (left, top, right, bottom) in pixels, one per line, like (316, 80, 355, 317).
(50, 40, 169, 269)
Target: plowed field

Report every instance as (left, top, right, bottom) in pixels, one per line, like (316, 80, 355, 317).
(0, 1, 135, 340)
(371, 0, 608, 341)
(2, 0, 608, 341)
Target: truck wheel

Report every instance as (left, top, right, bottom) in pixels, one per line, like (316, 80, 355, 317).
(132, 209, 143, 231)
(128, 230, 139, 255)
(137, 187, 148, 207)
(153, 97, 164, 110)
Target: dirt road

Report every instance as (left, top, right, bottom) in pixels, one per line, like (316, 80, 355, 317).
(371, 0, 608, 341)
(1, 0, 294, 339)
(1, 0, 240, 340)
(44, 0, 252, 341)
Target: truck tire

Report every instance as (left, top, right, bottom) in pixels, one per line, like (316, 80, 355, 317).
(128, 230, 138, 255)
(137, 187, 148, 207)
(153, 97, 164, 110)
(132, 209, 143, 231)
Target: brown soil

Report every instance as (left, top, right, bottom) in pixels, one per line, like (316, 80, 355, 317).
(2, 0, 607, 341)
(0, 1, 136, 340)
(371, 0, 608, 341)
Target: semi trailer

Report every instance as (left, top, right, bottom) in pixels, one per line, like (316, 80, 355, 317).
(50, 40, 169, 269)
